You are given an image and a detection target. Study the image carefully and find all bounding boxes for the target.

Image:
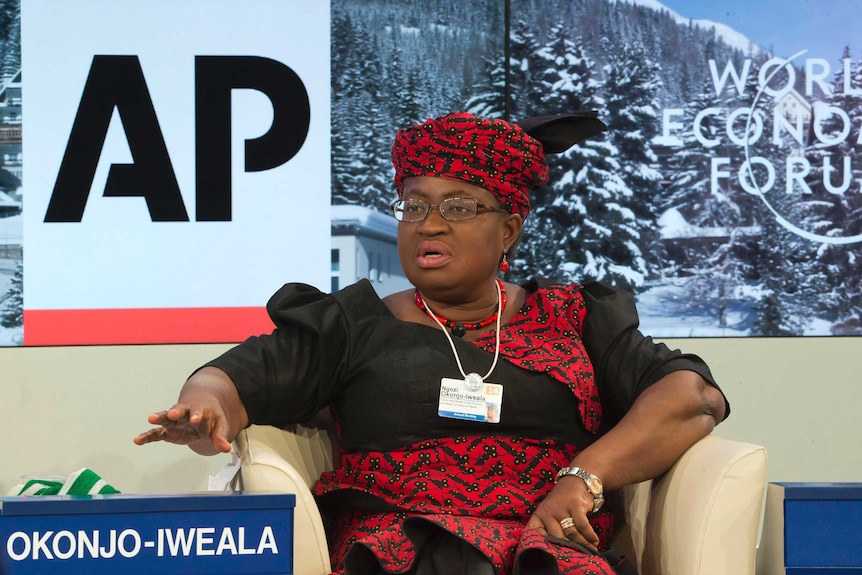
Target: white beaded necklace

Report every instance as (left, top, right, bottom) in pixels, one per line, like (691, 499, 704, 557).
(419, 280, 503, 391)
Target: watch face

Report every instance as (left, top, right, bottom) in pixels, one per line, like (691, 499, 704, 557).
(586, 476, 602, 494)
(592, 496, 605, 513)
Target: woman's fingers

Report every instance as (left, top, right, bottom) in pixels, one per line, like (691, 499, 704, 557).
(132, 426, 165, 445)
(561, 517, 598, 552)
(527, 511, 598, 554)
(549, 515, 570, 540)
(525, 513, 548, 535)
(210, 417, 233, 453)
(145, 410, 170, 425)
(135, 403, 223, 447)
(528, 485, 601, 553)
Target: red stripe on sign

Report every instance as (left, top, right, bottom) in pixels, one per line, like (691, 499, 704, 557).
(23, 307, 273, 346)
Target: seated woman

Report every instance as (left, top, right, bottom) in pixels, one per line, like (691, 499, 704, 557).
(135, 111, 728, 575)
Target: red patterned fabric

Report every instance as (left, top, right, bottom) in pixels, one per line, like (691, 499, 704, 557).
(475, 282, 601, 433)
(315, 436, 616, 574)
(392, 112, 548, 219)
(313, 283, 611, 574)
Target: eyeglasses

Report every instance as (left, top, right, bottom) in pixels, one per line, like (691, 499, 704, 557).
(391, 197, 508, 222)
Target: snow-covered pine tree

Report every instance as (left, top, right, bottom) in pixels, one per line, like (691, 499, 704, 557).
(0, 0, 18, 78)
(656, 77, 742, 328)
(332, 0, 503, 212)
(512, 23, 646, 290)
(1, 259, 22, 328)
(601, 40, 664, 278)
(744, 56, 823, 335)
(355, 99, 397, 212)
(803, 47, 862, 333)
(464, 55, 507, 119)
(507, 19, 544, 120)
(331, 11, 370, 205)
(391, 64, 431, 131)
(698, 56, 775, 331)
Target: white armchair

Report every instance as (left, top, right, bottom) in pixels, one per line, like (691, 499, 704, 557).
(232, 425, 767, 575)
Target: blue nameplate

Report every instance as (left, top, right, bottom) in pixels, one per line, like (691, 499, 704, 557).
(767, 482, 862, 573)
(0, 492, 295, 574)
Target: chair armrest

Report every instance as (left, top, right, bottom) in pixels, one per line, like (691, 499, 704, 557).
(635, 434, 768, 575)
(233, 424, 335, 575)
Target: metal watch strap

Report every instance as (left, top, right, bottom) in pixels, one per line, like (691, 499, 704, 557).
(555, 466, 605, 513)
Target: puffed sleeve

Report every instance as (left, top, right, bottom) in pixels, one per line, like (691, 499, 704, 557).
(202, 282, 352, 427)
(578, 281, 730, 427)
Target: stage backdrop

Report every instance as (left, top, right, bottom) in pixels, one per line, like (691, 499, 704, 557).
(1, 0, 861, 346)
(18, 0, 330, 345)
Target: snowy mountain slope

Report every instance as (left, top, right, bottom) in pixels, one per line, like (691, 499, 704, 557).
(609, 0, 766, 56)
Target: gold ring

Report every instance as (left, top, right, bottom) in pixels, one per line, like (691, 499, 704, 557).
(560, 517, 575, 530)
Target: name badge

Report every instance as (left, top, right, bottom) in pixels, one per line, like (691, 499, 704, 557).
(438, 377, 503, 423)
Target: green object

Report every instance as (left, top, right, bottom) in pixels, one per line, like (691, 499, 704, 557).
(15, 468, 120, 496)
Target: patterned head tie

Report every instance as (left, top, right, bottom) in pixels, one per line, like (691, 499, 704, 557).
(391, 112, 548, 219)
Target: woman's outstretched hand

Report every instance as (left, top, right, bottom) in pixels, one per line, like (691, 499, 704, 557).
(133, 367, 249, 456)
(526, 477, 599, 553)
(134, 397, 232, 455)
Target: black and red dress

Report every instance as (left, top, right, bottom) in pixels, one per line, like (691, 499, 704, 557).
(207, 278, 727, 575)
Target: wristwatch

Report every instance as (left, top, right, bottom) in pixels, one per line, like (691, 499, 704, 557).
(555, 466, 605, 513)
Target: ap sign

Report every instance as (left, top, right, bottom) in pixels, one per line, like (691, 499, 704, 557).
(21, 0, 330, 345)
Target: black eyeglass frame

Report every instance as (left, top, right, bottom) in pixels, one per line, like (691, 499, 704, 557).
(391, 197, 509, 222)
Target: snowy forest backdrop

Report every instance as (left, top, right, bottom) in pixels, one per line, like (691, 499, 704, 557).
(0, 0, 20, 345)
(331, 0, 862, 337)
(2, 0, 861, 343)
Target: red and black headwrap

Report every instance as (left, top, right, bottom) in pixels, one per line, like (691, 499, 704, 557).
(392, 112, 548, 219)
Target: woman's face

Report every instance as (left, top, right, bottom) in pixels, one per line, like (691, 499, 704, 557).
(397, 176, 522, 300)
